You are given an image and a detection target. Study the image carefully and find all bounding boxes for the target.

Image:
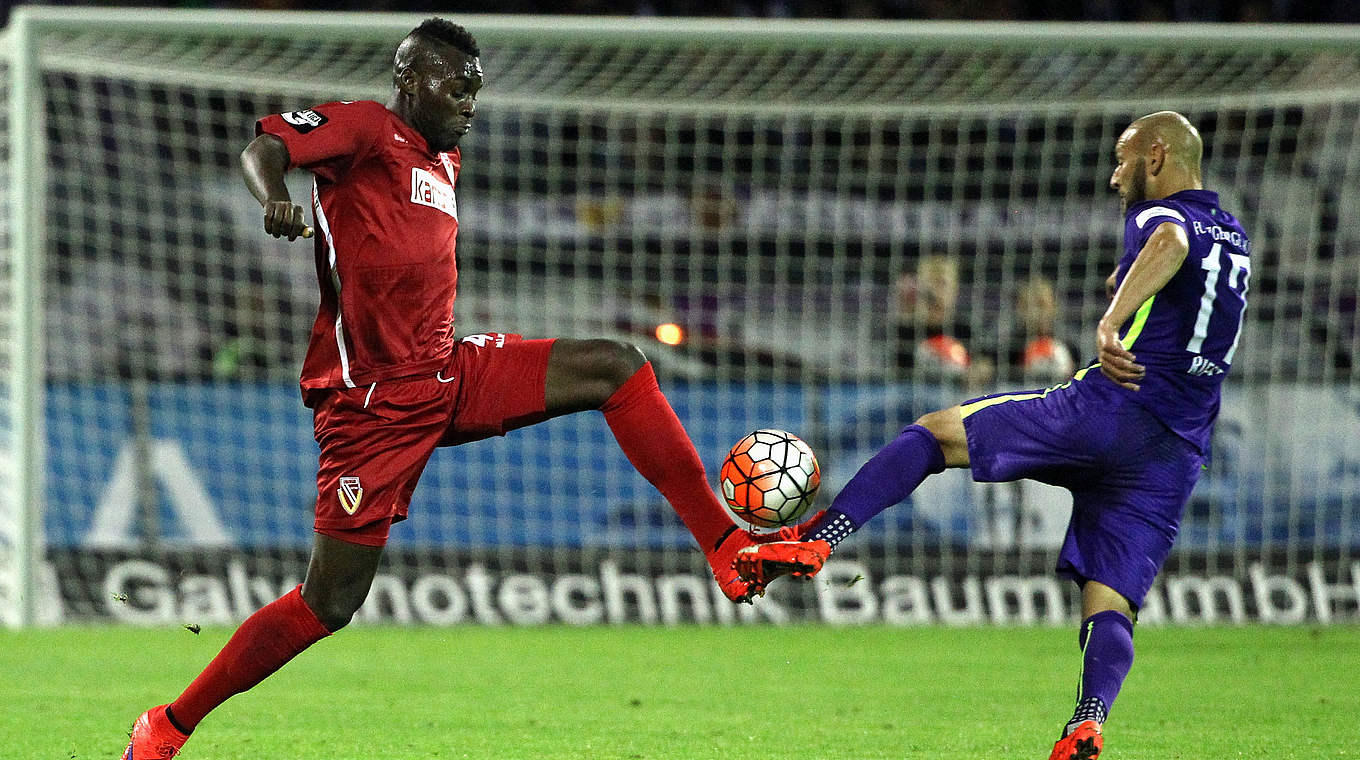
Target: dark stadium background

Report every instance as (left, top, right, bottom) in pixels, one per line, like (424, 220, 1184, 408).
(1, 0, 1358, 24)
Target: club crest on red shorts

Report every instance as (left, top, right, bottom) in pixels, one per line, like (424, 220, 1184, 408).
(337, 476, 363, 515)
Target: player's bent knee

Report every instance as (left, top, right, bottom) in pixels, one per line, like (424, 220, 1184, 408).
(600, 339, 647, 381)
(558, 338, 646, 383)
(585, 339, 647, 390)
(915, 407, 969, 467)
(304, 593, 364, 632)
(1080, 580, 1135, 620)
(546, 339, 650, 413)
(300, 576, 369, 631)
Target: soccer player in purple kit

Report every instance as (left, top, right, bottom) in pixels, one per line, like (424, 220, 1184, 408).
(736, 111, 1250, 759)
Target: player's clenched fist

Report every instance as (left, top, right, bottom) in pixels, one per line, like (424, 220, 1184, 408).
(262, 200, 311, 240)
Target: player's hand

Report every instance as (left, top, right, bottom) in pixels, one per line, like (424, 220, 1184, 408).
(262, 199, 313, 241)
(1097, 320, 1144, 391)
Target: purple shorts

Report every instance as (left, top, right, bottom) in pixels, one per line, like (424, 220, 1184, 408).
(960, 371, 1204, 609)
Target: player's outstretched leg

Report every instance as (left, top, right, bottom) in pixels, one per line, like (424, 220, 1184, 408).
(120, 534, 379, 757)
(544, 339, 758, 602)
(735, 407, 965, 590)
(1048, 582, 1135, 760)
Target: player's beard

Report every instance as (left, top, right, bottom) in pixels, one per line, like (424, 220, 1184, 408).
(1120, 159, 1148, 213)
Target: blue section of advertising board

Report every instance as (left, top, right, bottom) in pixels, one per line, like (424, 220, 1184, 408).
(42, 380, 1360, 551)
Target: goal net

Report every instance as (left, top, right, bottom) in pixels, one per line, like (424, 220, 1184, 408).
(3, 10, 1358, 626)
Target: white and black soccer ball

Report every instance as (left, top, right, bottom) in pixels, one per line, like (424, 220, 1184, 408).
(719, 429, 821, 528)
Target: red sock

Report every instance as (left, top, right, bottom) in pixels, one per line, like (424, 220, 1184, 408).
(601, 362, 736, 552)
(168, 584, 330, 732)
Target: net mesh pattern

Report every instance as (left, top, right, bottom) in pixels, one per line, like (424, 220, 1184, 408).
(37, 28, 1360, 107)
(0, 52, 17, 624)
(2, 17, 1356, 624)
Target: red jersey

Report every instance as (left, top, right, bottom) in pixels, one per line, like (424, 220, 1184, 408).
(256, 100, 461, 394)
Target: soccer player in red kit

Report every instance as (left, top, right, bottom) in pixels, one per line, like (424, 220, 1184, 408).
(121, 19, 760, 758)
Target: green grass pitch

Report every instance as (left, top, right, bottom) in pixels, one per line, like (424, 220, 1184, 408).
(3, 624, 1356, 759)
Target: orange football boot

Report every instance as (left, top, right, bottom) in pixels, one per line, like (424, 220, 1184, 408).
(1048, 720, 1103, 760)
(732, 538, 831, 588)
(707, 527, 764, 602)
(121, 705, 188, 759)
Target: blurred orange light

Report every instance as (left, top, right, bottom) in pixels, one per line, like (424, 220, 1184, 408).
(655, 323, 684, 346)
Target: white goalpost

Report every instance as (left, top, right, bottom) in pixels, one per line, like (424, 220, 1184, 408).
(2, 8, 1358, 627)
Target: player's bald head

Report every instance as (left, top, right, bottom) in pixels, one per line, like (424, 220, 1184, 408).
(393, 18, 480, 86)
(1111, 111, 1204, 208)
(1123, 111, 1202, 176)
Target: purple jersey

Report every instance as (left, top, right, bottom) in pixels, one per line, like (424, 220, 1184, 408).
(1113, 189, 1250, 453)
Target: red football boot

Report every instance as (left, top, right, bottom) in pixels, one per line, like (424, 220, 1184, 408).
(1048, 720, 1102, 760)
(121, 705, 188, 759)
(732, 538, 831, 588)
(706, 527, 764, 602)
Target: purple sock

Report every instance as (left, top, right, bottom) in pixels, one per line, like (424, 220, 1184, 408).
(1066, 610, 1135, 734)
(807, 424, 946, 548)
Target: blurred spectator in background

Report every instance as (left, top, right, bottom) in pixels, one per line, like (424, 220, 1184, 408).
(1006, 275, 1078, 386)
(890, 254, 994, 388)
(46, 259, 209, 381)
(891, 254, 968, 378)
(978, 274, 1079, 548)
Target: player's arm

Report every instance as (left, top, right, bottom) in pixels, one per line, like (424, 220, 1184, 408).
(1097, 221, 1189, 391)
(241, 133, 311, 241)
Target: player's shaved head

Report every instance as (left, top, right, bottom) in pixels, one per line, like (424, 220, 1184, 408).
(1110, 111, 1203, 209)
(1125, 111, 1203, 177)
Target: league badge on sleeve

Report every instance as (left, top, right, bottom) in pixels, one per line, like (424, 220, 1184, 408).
(281, 109, 328, 133)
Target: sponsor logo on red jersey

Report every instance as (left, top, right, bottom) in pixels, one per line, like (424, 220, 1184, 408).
(410, 166, 457, 220)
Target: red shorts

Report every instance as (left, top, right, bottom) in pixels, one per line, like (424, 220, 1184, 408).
(309, 333, 556, 546)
